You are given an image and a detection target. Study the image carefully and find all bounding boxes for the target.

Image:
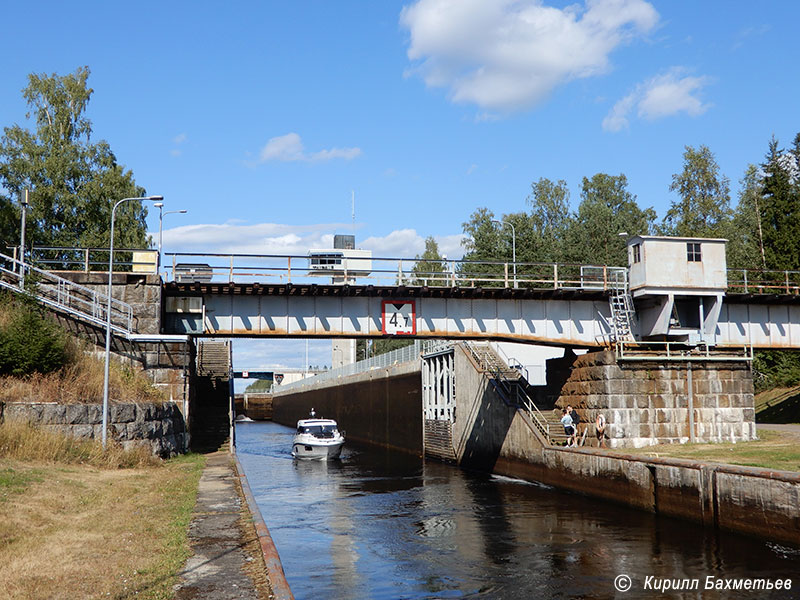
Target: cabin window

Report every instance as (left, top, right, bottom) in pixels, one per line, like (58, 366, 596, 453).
(632, 243, 641, 264)
(687, 242, 702, 262)
(310, 253, 343, 267)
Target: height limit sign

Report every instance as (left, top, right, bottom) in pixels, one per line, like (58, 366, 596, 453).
(382, 300, 416, 335)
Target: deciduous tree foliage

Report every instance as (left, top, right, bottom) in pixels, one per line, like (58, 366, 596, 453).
(727, 164, 766, 270)
(661, 145, 732, 238)
(0, 67, 149, 252)
(565, 173, 655, 265)
(410, 236, 446, 285)
(526, 178, 571, 262)
(460, 207, 504, 284)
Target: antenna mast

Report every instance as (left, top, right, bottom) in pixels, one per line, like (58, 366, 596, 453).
(351, 190, 355, 234)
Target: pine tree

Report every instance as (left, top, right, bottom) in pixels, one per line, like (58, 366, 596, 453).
(760, 136, 800, 271)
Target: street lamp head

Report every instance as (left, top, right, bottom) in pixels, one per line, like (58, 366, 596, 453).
(153, 202, 164, 209)
(148, 195, 164, 201)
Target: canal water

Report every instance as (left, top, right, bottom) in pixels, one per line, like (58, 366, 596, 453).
(236, 421, 800, 599)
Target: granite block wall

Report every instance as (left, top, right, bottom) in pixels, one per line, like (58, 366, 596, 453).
(556, 351, 756, 448)
(1, 401, 187, 457)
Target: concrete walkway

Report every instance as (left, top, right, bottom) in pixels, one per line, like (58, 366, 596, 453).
(174, 451, 269, 600)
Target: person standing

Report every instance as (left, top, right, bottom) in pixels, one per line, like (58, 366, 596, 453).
(560, 408, 576, 447)
(567, 405, 581, 444)
(595, 414, 607, 448)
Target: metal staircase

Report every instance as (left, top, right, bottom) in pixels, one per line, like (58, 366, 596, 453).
(466, 342, 562, 445)
(197, 340, 232, 379)
(608, 269, 636, 343)
(0, 251, 134, 336)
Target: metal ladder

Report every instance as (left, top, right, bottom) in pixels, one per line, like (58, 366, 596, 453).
(608, 270, 636, 342)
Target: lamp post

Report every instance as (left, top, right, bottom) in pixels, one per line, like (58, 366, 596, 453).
(153, 202, 188, 269)
(19, 189, 29, 278)
(102, 195, 163, 449)
(493, 219, 517, 288)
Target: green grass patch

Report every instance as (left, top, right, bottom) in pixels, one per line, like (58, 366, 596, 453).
(0, 467, 42, 502)
(624, 429, 800, 472)
(130, 452, 206, 599)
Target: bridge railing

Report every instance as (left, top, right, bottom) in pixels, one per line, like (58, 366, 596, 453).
(727, 269, 800, 295)
(160, 251, 628, 290)
(27, 246, 159, 275)
(23, 247, 800, 296)
(615, 340, 753, 362)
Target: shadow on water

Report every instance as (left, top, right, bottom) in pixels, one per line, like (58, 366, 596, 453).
(236, 421, 800, 600)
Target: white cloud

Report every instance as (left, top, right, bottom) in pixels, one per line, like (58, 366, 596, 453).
(156, 222, 345, 255)
(603, 68, 712, 131)
(400, 0, 659, 112)
(155, 222, 465, 262)
(258, 132, 362, 163)
(360, 230, 465, 260)
(170, 132, 187, 157)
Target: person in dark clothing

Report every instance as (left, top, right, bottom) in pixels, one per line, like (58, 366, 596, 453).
(567, 405, 581, 444)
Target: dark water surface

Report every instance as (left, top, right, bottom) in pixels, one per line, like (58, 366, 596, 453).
(236, 421, 800, 600)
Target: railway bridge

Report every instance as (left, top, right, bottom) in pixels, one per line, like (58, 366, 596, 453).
(3, 235, 800, 450)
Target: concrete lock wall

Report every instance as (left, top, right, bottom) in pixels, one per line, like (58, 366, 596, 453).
(492, 446, 800, 547)
(271, 361, 423, 455)
(0, 401, 187, 457)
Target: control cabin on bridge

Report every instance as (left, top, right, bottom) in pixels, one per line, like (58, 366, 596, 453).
(627, 235, 727, 345)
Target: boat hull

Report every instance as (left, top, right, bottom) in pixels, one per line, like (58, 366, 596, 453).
(291, 439, 344, 460)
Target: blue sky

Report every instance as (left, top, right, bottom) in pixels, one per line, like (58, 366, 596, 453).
(1, 0, 798, 372)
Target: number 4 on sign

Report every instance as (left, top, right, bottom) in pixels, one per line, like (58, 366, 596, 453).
(382, 300, 416, 335)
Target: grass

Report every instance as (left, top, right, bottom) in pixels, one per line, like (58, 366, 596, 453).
(0, 420, 159, 468)
(0, 421, 205, 600)
(0, 466, 42, 502)
(622, 428, 800, 472)
(0, 350, 165, 405)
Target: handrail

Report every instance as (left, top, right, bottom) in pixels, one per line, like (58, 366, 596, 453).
(275, 340, 453, 392)
(615, 340, 753, 362)
(0, 252, 134, 335)
(27, 246, 800, 295)
(466, 342, 551, 441)
(29, 246, 158, 274)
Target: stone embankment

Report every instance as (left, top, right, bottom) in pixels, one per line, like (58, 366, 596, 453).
(0, 401, 187, 457)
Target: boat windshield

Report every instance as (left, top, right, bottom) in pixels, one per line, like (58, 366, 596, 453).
(298, 424, 338, 437)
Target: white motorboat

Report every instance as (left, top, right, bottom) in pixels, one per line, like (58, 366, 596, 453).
(291, 409, 345, 460)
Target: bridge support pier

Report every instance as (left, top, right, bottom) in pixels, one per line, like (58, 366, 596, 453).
(555, 350, 756, 448)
